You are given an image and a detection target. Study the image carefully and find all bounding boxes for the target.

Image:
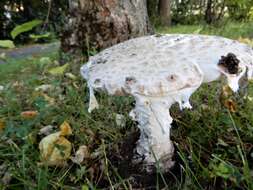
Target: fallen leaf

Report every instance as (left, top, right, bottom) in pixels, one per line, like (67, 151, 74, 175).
(224, 99, 236, 113)
(65, 73, 77, 80)
(38, 121, 73, 166)
(0, 119, 5, 132)
(21, 111, 38, 119)
(49, 64, 69, 76)
(60, 121, 72, 136)
(71, 145, 90, 164)
(39, 125, 55, 136)
(35, 84, 53, 92)
(39, 132, 72, 166)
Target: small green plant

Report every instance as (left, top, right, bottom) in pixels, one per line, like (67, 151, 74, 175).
(11, 19, 43, 39)
(0, 19, 51, 49)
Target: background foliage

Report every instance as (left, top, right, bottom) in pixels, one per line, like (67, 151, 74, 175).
(0, 0, 67, 44)
(148, 0, 253, 25)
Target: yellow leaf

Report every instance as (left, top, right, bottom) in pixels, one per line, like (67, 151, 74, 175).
(60, 121, 72, 136)
(48, 64, 69, 76)
(21, 111, 38, 119)
(39, 132, 72, 166)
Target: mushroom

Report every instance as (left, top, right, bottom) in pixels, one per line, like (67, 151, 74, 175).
(81, 34, 252, 171)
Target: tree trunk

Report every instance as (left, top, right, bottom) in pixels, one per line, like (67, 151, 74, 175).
(205, 0, 213, 24)
(158, 0, 171, 26)
(60, 0, 153, 59)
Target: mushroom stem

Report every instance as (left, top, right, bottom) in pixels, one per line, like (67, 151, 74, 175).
(131, 95, 175, 172)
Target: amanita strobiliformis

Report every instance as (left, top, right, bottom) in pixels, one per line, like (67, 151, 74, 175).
(81, 34, 253, 171)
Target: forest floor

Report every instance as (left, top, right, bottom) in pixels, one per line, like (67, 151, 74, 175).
(1, 22, 253, 190)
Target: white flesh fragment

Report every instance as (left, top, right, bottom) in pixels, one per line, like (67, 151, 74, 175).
(219, 65, 247, 92)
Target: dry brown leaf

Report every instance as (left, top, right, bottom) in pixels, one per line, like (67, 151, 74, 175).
(71, 145, 90, 164)
(224, 99, 236, 113)
(0, 119, 5, 132)
(21, 111, 38, 119)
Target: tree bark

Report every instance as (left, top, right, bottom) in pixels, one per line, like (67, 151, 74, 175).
(158, 0, 171, 26)
(60, 0, 153, 58)
(205, 0, 213, 24)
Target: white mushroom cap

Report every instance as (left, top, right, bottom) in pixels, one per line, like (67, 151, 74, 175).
(81, 35, 204, 112)
(82, 34, 253, 95)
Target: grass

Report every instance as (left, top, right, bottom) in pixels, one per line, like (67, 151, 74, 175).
(157, 21, 253, 40)
(1, 21, 253, 189)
